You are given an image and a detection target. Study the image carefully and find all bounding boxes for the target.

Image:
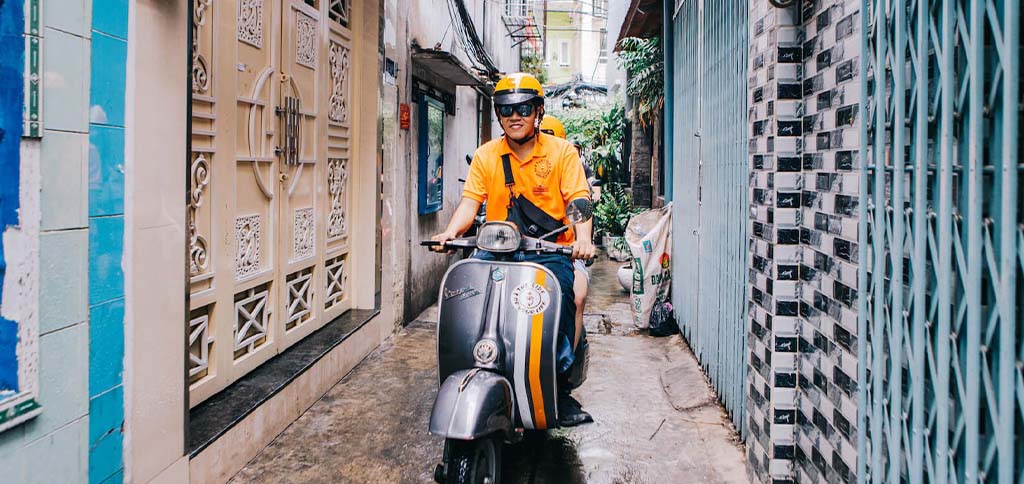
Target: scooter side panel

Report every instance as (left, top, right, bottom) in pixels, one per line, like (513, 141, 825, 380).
(436, 259, 561, 431)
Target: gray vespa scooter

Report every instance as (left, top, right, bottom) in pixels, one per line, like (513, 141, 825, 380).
(421, 199, 593, 484)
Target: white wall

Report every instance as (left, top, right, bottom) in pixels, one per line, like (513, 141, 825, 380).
(385, 0, 521, 321)
(580, 7, 600, 83)
(604, 0, 628, 97)
(123, 0, 188, 481)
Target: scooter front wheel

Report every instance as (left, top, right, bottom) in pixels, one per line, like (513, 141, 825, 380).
(443, 437, 502, 484)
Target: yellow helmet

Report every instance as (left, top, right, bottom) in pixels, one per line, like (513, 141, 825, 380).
(539, 115, 566, 139)
(493, 73, 545, 106)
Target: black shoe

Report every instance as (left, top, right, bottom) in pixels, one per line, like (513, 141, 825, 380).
(557, 393, 594, 427)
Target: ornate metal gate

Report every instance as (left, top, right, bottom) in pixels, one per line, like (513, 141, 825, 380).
(187, 0, 355, 406)
(860, 0, 1021, 481)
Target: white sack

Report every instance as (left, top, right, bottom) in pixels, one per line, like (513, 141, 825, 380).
(625, 203, 673, 329)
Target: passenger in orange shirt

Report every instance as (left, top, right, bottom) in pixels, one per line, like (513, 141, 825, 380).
(541, 115, 593, 356)
(431, 73, 595, 426)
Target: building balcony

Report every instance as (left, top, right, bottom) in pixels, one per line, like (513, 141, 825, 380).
(501, 0, 543, 47)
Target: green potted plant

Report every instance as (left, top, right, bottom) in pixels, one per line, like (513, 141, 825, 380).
(593, 182, 639, 262)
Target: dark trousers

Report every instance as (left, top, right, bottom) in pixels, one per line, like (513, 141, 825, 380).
(473, 251, 577, 374)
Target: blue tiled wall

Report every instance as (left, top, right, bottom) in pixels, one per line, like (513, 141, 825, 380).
(0, 0, 98, 481)
(88, 2, 127, 482)
(0, 0, 25, 396)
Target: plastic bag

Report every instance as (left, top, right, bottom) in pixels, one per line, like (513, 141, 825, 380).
(625, 203, 673, 329)
(648, 301, 678, 337)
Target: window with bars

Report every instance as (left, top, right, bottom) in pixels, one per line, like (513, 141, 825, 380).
(328, 0, 351, 28)
(504, 0, 532, 17)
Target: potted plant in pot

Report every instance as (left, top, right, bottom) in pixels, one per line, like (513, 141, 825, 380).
(593, 182, 639, 262)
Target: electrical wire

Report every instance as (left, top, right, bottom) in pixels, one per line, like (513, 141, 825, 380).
(446, 0, 501, 78)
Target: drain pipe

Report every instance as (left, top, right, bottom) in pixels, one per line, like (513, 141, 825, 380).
(662, 0, 674, 202)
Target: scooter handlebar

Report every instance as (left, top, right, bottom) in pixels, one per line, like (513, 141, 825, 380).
(419, 238, 476, 250)
(421, 238, 575, 257)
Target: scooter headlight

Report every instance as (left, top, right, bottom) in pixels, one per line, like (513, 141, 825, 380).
(476, 222, 521, 252)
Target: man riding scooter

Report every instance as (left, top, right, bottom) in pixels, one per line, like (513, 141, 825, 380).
(431, 73, 595, 426)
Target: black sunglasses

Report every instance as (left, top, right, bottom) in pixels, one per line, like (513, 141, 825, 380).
(497, 103, 536, 118)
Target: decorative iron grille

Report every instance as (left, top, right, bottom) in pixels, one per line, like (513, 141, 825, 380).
(860, 0, 1022, 482)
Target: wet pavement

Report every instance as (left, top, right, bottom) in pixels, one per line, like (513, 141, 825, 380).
(230, 257, 748, 484)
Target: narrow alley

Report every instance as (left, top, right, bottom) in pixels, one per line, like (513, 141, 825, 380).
(229, 257, 748, 484)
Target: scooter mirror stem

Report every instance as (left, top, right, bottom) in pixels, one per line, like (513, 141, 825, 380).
(537, 223, 572, 243)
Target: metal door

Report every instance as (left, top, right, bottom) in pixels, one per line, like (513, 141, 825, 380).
(673, 0, 702, 355)
(187, 0, 355, 407)
(670, 0, 749, 435)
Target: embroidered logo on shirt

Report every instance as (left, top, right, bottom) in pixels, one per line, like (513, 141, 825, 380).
(534, 158, 552, 179)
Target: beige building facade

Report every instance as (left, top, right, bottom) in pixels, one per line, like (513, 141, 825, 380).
(543, 0, 609, 86)
(122, 0, 524, 482)
(126, 0, 396, 481)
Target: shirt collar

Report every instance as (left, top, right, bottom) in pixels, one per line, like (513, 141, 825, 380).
(499, 132, 546, 164)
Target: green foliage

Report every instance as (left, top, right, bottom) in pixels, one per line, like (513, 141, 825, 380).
(551, 103, 625, 180)
(589, 105, 625, 179)
(610, 234, 630, 257)
(520, 53, 548, 85)
(616, 36, 664, 127)
(593, 182, 642, 237)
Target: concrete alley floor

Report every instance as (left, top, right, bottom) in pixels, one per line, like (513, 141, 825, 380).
(230, 256, 748, 484)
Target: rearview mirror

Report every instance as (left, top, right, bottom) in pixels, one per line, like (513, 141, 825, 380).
(565, 198, 593, 225)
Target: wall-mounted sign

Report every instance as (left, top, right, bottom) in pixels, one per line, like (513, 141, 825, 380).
(417, 95, 444, 214)
(399, 103, 411, 130)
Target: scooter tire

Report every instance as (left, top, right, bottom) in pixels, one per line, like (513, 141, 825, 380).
(444, 437, 502, 484)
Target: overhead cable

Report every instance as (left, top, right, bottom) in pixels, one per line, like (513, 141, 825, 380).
(446, 0, 501, 79)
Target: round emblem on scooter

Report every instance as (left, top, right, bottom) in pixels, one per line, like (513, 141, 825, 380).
(473, 339, 499, 365)
(511, 282, 550, 315)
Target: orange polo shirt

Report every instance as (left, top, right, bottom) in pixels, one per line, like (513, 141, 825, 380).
(464, 133, 591, 245)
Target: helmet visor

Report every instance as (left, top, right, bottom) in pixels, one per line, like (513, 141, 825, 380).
(493, 91, 540, 106)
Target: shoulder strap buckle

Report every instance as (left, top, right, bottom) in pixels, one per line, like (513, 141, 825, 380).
(501, 154, 516, 209)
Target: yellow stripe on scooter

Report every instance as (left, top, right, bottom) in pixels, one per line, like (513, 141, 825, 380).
(529, 270, 548, 429)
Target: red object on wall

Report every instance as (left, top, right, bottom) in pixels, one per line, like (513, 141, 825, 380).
(399, 103, 411, 130)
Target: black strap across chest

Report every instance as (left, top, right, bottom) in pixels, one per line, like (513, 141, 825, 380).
(501, 154, 515, 186)
(501, 153, 515, 208)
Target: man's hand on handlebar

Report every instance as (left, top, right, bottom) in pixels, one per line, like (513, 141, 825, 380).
(571, 239, 596, 261)
(430, 231, 459, 254)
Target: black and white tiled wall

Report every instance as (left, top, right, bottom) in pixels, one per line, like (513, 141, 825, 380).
(747, 1, 803, 482)
(746, 0, 862, 482)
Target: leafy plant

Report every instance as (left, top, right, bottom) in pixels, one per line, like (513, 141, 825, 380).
(616, 36, 664, 127)
(551, 103, 625, 180)
(610, 235, 631, 258)
(593, 182, 641, 237)
(588, 105, 625, 178)
(520, 52, 548, 85)
(588, 142, 619, 179)
(553, 109, 600, 143)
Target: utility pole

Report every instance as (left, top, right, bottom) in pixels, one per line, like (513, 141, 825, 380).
(542, 0, 548, 60)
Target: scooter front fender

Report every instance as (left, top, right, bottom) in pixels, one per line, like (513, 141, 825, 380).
(429, 369, 513, 440)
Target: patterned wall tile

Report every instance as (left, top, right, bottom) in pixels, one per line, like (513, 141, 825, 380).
(793, 0, 861, 481)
